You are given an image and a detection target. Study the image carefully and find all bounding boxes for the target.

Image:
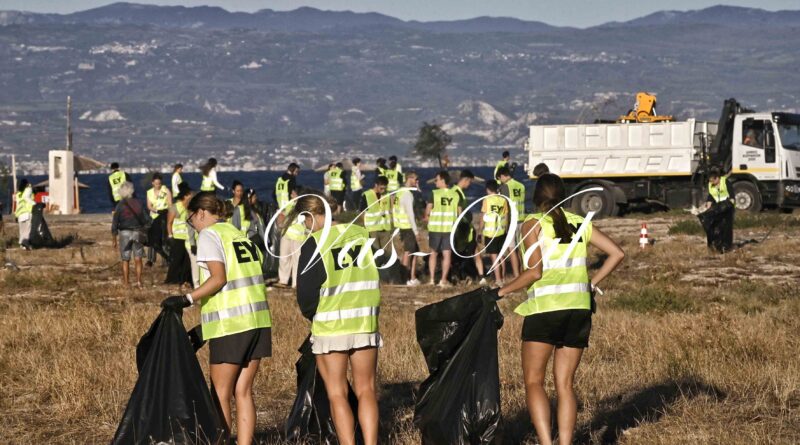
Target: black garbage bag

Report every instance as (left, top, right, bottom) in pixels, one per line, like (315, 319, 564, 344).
(698, 200, 734, 253)
(28, 203, 75, 249)
(111, 308, 227, 445)
(285, 336, 362, 444)
(378, 260, 407, 284)
(147, 211, 169, 259)
(263, 217, 281, 279)
(414, 288, 503, 445)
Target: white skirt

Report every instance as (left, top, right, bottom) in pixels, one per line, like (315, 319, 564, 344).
(310, 332, 383, 355)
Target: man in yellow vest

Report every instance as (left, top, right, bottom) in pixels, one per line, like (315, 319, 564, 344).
(146, 173, 173, 267)
(348, 157, 365, 211)
(496, 165, 523, 279)
(478, 180, 510, 286)
(701, 167, 735, 252)
(107, 162, 130, 209)
(393, 172, 421, 286)
(14, 179, 34, 250)
(328, 162, 346, 211)
(425, 171, 461, 287)
(274, 163, 299, 210)
(493, 151, 510, 179)
(360, 176, 393, 259)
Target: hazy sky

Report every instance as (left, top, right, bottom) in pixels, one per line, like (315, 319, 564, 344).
(1, 0, 797, 27)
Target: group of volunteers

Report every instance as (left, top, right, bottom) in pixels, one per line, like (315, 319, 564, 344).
(102, 150, 628, 445)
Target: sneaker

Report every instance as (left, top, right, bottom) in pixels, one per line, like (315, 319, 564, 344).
(478, 278, 488, 286)
(406, 278, 420, 287)
(437, 281, 452, 288)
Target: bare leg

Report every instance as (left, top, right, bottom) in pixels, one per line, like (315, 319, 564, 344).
(522, 341, 555, 445)
(410, 255, 417, 281)
(428, 251, 439, 284)
(509, 249, 521, 278)
(316, 352, 357, 445)
(402, 252, 411, 278)
(233, 359, 262, 445)
(210, 363, 241, 432)
(489, 254, 503, 282)
(121, 261, 130, 285)
(350, 348, 379, 445)
(440, 250, 452, 284)
(134, 258, 143, 287)
(474, 248, 485, 276)
(553, 347, 584, 445)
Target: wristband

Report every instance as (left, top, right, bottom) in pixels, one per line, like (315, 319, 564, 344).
(185, 293, 194, 305)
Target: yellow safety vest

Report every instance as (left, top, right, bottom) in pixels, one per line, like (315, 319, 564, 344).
(310, 224, 380, 337)
(428, 188, 459, 233)
(14, 188, 33, 219)
(108, 171, 126, 202)
(392, 188, 413, 230)
(225, 200, 251, 235)
(709, 176, 731, 203)
(146, 185, 170, 218)
(384, 169, 400, 192)
(172, 201, 189, 240)
(200, 174, 215, 192)
(494, 160, 508, 179)
(482, 194, 508, 238)
(514, 211, 592, 316)
(199, 222, 271, 340)
(350, 169, 363, 191)
(329, 167, 345, 192)
(505, 178, 526, 219)
(275, 176, 290, 209)
(363, 189, 391, 232)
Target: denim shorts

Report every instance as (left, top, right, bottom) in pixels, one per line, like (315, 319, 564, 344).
(119, 230, 145, 261)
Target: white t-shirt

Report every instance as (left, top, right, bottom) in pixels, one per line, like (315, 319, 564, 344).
(196, 228, 226, 277)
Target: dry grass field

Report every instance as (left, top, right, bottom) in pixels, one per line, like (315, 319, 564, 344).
(1, 211, 799, 444)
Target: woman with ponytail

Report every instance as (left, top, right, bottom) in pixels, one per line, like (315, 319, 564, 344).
(160, 191, 271, 445)
(498, 174, 624, 445)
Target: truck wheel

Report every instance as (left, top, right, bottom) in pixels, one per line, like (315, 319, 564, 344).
(572, 185, 618, 218)
(732, 181, 762, 212)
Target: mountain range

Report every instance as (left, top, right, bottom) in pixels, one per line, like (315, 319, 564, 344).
(0, 3, 799, 172)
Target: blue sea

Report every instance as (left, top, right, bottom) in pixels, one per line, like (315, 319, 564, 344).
(15, 166, 533, 214)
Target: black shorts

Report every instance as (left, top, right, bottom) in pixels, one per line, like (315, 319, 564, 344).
(484, 234, 506, 255)
(521, 310, 592, 348)
(330, 190, 345, 207)
(209, 327, 272, 365)
(400, 229, 419, 252)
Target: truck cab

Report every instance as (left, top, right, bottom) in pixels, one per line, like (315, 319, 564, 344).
(729, 112, 800, 211)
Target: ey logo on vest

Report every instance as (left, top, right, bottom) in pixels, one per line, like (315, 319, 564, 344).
(490, 205, 503, 213)
(440, 197, 454, 206)
(233, 240, 260, 264)
(513, 189, 521, 197)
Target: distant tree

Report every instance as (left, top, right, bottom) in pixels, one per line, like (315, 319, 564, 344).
(413, 122, 451, 170)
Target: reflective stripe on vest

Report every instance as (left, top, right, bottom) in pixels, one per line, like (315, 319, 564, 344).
(363, 189, 391, 232)
(329, 167, 345, 191)
(482, 194, 507, 238)
(311, 224, 381, 337)
(200, 175, 215, 192)
(350, 169, 362, 191)
(147, 186, 170, 218)
(709, 176, 730, 203)
(385, 169, 400, 192)
(428, 188, 458, 233)
(285, 220, 308, 242)
(172, 201, 189, 240)
(199, 222, 271, 340)
(171, 172, 183, 196)
(14, 188, 33, 218)
(505, 179, 526, 219)
(514, 211, 592, 316)
(392, 189, 413, 230)
(108, 171, 125, 202)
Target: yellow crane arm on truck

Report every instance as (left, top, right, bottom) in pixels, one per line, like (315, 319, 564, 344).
(618, 92, 673, 123)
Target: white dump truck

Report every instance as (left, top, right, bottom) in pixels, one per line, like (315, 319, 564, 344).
(525, 99, 800, 216)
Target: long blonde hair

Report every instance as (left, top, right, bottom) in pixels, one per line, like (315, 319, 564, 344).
(281, 190, 338, 236)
